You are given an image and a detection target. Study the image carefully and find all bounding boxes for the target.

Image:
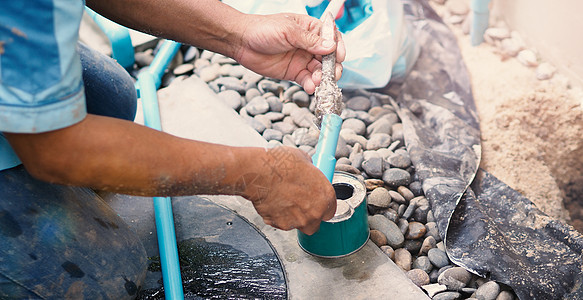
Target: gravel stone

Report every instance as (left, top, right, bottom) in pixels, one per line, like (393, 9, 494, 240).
(382, 168, 412, 187)
(345, 95, 371, 111)
(337, 157, 351, 165)
(254, 115, 272, 129)
(406, 221, 427, 240)
(387, 152, 412, 169)
(365, 179, 384, 190)
(341, 132, 368, 148)
(428, 248, 450, 268)
(380, 245, 395, 260)
(282, 102, 300, 115)
(257, 79, 283, 94)
(517, 49, 538, 67)
(398, 218, 409, 235)
(292, 128, 319, 147)
(403, 239, 423, 255)
(335, 136, 351, 158)
(367, 117, 393, 136)
(362, 155, 384, 178)
(409, 181, 423, 196)
(367, 215, 404, 248)
(389, 190, 407, 204)
(292, 90, 310, 107)
(391, 123, 404, 144)
(369, 229, 388, 247)
(536, 62, 556, 80)
(290, 108, 314, 128)
(355, 111, 374, 125)
(474, 281, 500, 300)
(199, 63, 220, 82)
(419, 236, 437, 256)
(394, 248, 412, 271)
(368, 106, 393, 122)
(246, 117, 266, 134)
(213, 76, 245, 93)
(335, 164, 361, 175)
(496, 290, 514, 300)
(245, 96, 270, 116)
(263, 112, 285, 122)
(433, 291, 462, 300)
(217, 90, 243, 110)
(422, 283, 448, 298)
(272, 121, 296, 135)
(426, 222, 442, 242)
(282, 134, 295, 147)
(438, 267, 472, 291)
(368, 187, 391, 209)
(342, 118, 367, 136)
(266, 96, 283, 112)
(366, 133, 392, 150)
(262, 129, 283, 142)
(407, 269, 430, 287)
(245, 88, 262, 102)
(397, 186, 415, 202)
(349, 147, 365, 170)
(412, 256, 433, 274)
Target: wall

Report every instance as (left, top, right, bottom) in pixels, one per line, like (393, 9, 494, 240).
(492, 0, 583, 86)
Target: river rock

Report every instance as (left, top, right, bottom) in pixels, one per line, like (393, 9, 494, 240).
(262, 129, 283, 142)
(292, 90, 310, 107)
(536, 62, 556, 80)
(394, 248, 412, 271)
(474, 281, 500, 300)
(342, 118, 367, 136)
(428, 248, 450, 268)
(367, 214, 404, 248)
(368, 187, 391, 209)
(406, 221, 427, 240)
(413, 255, 433, 274)
(419, 236, 437, 256)
(272, 121, 296, 136)
(386, 152, 412, 169)
(517, 49, 538, 67)
(380, 245, 395, 260)
(438, 267, 472, 291)
(433, 291, 462, 300)
(366, 133, 392, 150)
(369, 229, 388, 247)
(407, 269, 430, 287)
(362, 155, 384, 178)
(382, 168, 411, 187)
(346, 95, 371, 111)
(218, 90, 243, 110)
(245, 96, 270, 116)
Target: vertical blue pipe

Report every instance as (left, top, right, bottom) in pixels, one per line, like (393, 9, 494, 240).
(137, 71, 185, 299)
(470, 0, 491, 46)
(312, 114, 343, 182)
(148, 41, 181, 89)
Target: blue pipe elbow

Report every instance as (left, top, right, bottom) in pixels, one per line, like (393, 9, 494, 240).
(85, 8, 135, 70)
(312, 114, 343, 182)
(470, 0, 491, 46)
(148, 41, 181, 89)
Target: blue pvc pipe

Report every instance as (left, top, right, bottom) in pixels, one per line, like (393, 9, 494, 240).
(470, 0, 491, 46)
(85, 8, 135, 70)
(148, 40, 181, 89)
(312, 114, 343, 182)
(137, 71, 184, 299)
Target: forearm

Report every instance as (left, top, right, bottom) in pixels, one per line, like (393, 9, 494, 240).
(4, 114, 264, 197)
(86, 0, 247, 58)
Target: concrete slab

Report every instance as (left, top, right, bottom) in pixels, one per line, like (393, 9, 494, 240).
(133, 75, 429, 299)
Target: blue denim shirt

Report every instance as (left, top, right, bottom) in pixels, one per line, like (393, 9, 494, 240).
(0, 0, 87, 170)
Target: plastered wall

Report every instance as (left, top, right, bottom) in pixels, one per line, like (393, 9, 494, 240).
(492, 0, 583, 86)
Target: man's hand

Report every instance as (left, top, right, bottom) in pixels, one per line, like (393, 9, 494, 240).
(234, 13, 345, 95)
(239, 146, 337, 235)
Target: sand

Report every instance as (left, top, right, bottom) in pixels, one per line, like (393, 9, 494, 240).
(430, 2, 583, 231)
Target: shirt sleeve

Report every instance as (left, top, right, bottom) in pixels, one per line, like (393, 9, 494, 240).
(0, 0, 87, 134)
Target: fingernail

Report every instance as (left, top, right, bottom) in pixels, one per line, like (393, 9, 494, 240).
(322, 39, 334, 48)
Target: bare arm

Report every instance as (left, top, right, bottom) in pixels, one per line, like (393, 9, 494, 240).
(4, 115, 336, 234)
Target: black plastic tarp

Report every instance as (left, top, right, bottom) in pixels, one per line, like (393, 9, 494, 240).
(380, 1, 583, 299)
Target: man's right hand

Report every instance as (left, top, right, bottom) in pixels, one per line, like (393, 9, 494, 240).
(239, 146, 337, 235)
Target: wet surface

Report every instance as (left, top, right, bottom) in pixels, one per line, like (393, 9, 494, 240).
(104, 194, 287, 299)
(138, 238, 286, 299)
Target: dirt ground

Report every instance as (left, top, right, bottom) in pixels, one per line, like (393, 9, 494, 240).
(431, 3, 583, 232)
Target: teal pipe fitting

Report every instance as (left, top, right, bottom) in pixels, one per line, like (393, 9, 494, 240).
(137, 71, 184, 299)
(147, 40, 181, 89)
(311, 114, 343, 182)
(85, 8, 135, 70)
(470, 0, 491, 46)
